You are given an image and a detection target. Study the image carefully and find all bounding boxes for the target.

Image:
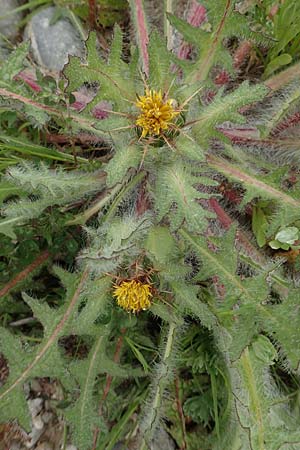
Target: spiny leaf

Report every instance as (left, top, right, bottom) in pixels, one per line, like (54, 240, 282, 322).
(0, 181, 24, 206)
(0, 269, 89, 428)
(79, 214, 152, 274)
(260, 290, 300, 371)
(5, 161, 104, 199)
(64, 29, 136, 111)
(104, 144, 142, 186)
(155, 162, 214, 232)
(180, 227, 268, 305)
(148, 30, 173, 92)
(65, 332, 109, 450)
(171, 281, 217, 330)
(232, 335, 300, 450)
(145, 225, 180, 266)
(192, 82, 268, 147)
(208, 155, 300, 208)
(0, 42, 29, 83)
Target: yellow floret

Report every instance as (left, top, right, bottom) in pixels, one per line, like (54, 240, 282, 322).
(135, 89, 179, 138)
(113, 280, 152, 313)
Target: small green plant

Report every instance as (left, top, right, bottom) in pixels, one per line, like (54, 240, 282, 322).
(1, 1, 300, 449)
(249, 0, 300, 77)
(269, 226, 300, 250)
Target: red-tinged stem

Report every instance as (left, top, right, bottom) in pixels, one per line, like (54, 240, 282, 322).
(89, 0, 97, 30)
(209, 198, 232, 230)
(0, 250, 50, 299)
(209, 198, 263, 267)
(189, 0, 232, 83)
(15, 71, 42, 92)
(44, 132, 106, 146)
(207, 154, 300, 208)
(271, 112, 300, 136)
(220, 126, 300, 148)
(131, 0, 149, 76)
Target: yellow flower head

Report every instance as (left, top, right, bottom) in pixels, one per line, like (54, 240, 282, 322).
(113, 280, 152, 313)
(135, 89, 179, 138)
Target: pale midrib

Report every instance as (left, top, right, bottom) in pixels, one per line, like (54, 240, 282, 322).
(171, 171, 188, 205)
(241, 348, 266, 450)
(79, 335, 104, 435)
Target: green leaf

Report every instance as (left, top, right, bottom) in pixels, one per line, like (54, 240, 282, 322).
(145, 226, 179, 265)
(275, 227, 299, 245)
(232, 335, 300, 449)
(155, 162, 213, 232)
(65, 332, 109, 450)
(180, 227, 271, 359)
(261, 290, 300, 370)
(104, 144, 142, 186)
(0, 42, 29, 83)
(0, 269, 88, 428)
(0, 216, 21, 239)
(0, 134, 87, 163)
(148, 30, 173, 91)
(252, 205, 268, 247)
(208, 156, 300, 236)
(171, 281, 217, 330)
(264, 53, 293, 78)
(0, 181, 23, 206)
(193, 82, 268, 147)
(175, 134, 205, 162)
(180, 227, 269, 307)
(64, 28, 136, 111)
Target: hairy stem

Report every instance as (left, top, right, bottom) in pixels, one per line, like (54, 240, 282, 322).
(0, 250, 50, 299)
(129, 0, 149, 76)
(88, 0, 97, 30)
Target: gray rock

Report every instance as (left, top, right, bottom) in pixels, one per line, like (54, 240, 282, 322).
(112, 428, 175, 450)
(112, 444, 128, 450)
(150, 428, 176, 450)
(24, 7, 85, 73)
(0, 0, 21, 40)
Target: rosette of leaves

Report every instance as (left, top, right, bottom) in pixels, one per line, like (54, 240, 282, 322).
(1, 1, 300, 450)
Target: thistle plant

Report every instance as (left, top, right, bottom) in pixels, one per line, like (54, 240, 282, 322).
(1, 1, 300, 450)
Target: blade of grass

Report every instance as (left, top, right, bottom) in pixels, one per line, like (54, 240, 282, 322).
(0, 0, 49, 19)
